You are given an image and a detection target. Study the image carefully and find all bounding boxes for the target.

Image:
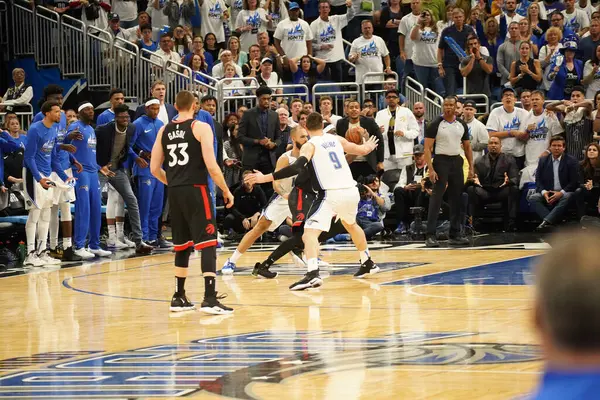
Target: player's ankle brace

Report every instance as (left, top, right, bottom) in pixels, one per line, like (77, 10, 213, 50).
(175, 248, 192, 267)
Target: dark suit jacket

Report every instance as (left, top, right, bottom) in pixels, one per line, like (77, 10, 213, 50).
(214, 119, 224, 168)
(335, 116, 384, 172)
(237, 106, 280, 168)
(475, 153, 518, 189)
(95, 122, 137, 168)
(535, 153, 580, 193)
(134, 103, 177, 121)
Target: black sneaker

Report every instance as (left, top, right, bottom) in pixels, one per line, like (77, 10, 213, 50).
(252, 262, 278, 279)
(289, 269, 323, 291)
(448, 236, 470, 246)
(200, 292, 234, 315)
(354, 258, 380, 278)
(62, 246, 83, 262)
(158, 237, 173, 249)
(425, 236, 440, 248)
(136, 241, 154, 255)
(170, 291, 196, 312)
(49, 245, 64, 260)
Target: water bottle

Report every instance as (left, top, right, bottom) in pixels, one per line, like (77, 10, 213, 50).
(17, 241, 26, 265)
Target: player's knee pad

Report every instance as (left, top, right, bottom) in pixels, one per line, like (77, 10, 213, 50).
(174, 248, 192, 268)
(59, 202, 72, 222)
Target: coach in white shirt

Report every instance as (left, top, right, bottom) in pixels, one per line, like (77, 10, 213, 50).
(274, 2, 313, 61)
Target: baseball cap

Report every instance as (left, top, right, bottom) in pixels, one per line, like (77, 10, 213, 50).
(502, 87, 517, 96)
(108, 12, 120, 21)
(260, 57, 273, 65)
(463, 100, 477, 109)
(289, 2, 300, 10)
(413, 144, 425, 154)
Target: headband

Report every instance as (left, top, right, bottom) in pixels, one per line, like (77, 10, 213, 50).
(145, 99, 160, 107)
(78, 102, 93, 112)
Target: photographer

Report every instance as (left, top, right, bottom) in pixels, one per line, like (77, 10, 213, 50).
(356, 175, 392, 240)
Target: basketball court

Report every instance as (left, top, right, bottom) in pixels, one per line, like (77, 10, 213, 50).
(0, 236, 548, 399)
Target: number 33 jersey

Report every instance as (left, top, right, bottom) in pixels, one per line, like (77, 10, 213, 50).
(162, 119, 209, 187)
(308, 133, 355, 191)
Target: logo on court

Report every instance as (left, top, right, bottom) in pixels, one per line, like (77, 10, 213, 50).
(205, 224, 215, 234)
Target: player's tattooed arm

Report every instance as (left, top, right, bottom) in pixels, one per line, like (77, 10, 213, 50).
(150, 127, 168, 185)
(273, 155, 291, 199)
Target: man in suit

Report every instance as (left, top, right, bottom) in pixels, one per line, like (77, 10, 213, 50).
(336, 98, 384, 179)
(530, 136, 581, 232)
(238, 86, 280, 175)
(133, 80, 177, 125)
(467, 136, 519, 231)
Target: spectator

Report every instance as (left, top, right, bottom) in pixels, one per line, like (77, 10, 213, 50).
(137, 24, 158, 53)
(185, 53, 211, 84)
(0, 68, 33, 113)
(223, 120, 243, 187)
(123, 11, 158, 42)
(172, 26, 193, 57)
(475, 16, 507, 96)
(349, 20, 392, 84)
(212, 50, 244, 78)
(527, 2, 548, 42)
(80, 0, 111, 30)
(204, 33, 221, 62)
(487, 87, 530, 169)
(410, 8, 445, 95)
(467, 6, 481, 29)
(578, 143, 600, 216)
(467, 136, 519, 231)
(319, 95, 341, 128)
(310, 0, 354, 82)
(149, 0, 169, 30)
(413, 101, 427, 144)
(257, 32, 283, 74)
(438, 8, 476, 96)
(577, 0, 596, 19)
(579, 19, 600, 61)
(223, 169, 267, 235)
(265, 0, 289, 37)
(549, 86, 593, 161)
(361, 98, 376, 118)
(134, 80, 177, 125)
(274, 2, 313, 63)
(582, 44, 600, 98)
(235, 0, 270, 56)
(461, 100, 489, 162)
(237, 86, 280, 176)
(378, 0, 400, 73)
(496, 0, 524, 32)
(520, 89, 533, 111)
(336, 98, 384, 178)
(275, 107, 291, 157)
(530, 136, 580, 231)
(297, 110, 309, 129)
(539, 27, 564, 92)
(497, 22, 522, 87)
(242, 44, 262, 77)
(182, 36, 215, 72)
(375, 88, 420, 188)
(303, 102, 314, 114)
(436, 4, 454, 32)
(200, 0, 228, 47)
(563, 0, 590, 36)
(288, 98, 303, 127)
(518, 19, 539, 56)
(255, 57, 282, 88)
(227, 36, 248, 67)
(151, 32, 182, 66)
(548, 42, 583, 100)
(393, 144, 428, 234)
(542, 11, 578, 46)
(228, 0, 245, 32)
(289, 55, 326, 100)
(222, 63, 248, 96)
(2, 118, 26, 188)
(509, 41, 543, 92)
(460, 35, 494, 97)
(111, 0, 137, 28)
(357, 175, 391, 239)
(398, 0, 421, 91)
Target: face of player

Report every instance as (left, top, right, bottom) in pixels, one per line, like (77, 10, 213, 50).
(531, 93, 544, 113)
(203, 99, 217, 116)
(347, 102, 361, 120)
(146, 104, 160, 119)
(320, 99, 332, 114)
(47, 93, 63, 108)
(258, 94, 271, 111)
(111, 92, 125, 109)
(47, 106, 62, 123)
(7, 119, 20, 134)
(152, 85, 166, 102)
(462, 106, 475, 120)
(115, 111, 130, 128)
(487, 137, 501, 155)
(571, 90, 585, 103)
(79, 106, 94, 123)
(293, 128, 309, 149)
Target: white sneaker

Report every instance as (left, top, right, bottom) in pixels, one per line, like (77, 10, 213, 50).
(24, 251, 44, 267)
(120, 236, 136, 248)
(107, 238, 128, 250)
(38, 250, 61, 265)
(88, 247, 112, 257)
(74, 247, 95, 260)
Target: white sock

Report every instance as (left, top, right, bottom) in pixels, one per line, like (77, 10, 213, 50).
(360, 249, 370, 264)
(230, 250, 243, 263)
(108, 225, 116, 241)
(307, 258, 319, 272)
(116, 222, 124, 239)
(36, 208, 51, 254)
(26, 209, 41, 254)
(63, 237, 72, 248)
(49, 206, 59, 249)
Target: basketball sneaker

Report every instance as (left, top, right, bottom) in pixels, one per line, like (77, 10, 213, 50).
(354, 258, 380, 278)
(49, 245, 64, 260)
(24, 251, 44, 267)
(289, 269, 323, 291)
(38, 250, 61, 265)
(74, 247, 95, 260)
(221, 259, 236, 275)
(200, 292, 234, 315)
(252, 262, 278, 279)
(120, 236, 136, 248)
(62, 246, 83, 262)
(88, 247, 112, 257)
(170, 291, 196, 312)
(107, 238, 128, 250)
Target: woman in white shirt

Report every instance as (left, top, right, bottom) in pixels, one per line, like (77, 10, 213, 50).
(410, 10, 445, 94)
(538, 27, 564, 91)
(583, 44, 600, 99)
(235, 0, 272, 53)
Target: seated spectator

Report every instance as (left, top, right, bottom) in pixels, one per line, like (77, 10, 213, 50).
(582, 44, 600, 99)
(413, 101, 426, 144)
(578, 143, 600, 216)
(319, 96, 342, 128)
(223, 170, 267, 235)
(222, 63, 247, 96)
(297, 110, 309, 129)
(223, 120, 243, 187)
(1, 118, 26, 188)
(467, 136, 519, 231)
(0, 68, 33, 113)
(185, 53, 211, 85)
(242, 44, 262, 77)
(257, 58, 283, 95)
(461, 100, 489, 162)
(227, 36, 248, 67)
(529, 136, 580, 232)
(275, 108, 291, 157)
(289, 55, 326, 101)
(111, 0, 137, 28)
(393, 144, 428, 234)
(151, 32, 182, 66)
(288, 98, 303, 127)
(361, 98, 376, 119)
(356, 175, 391, 239)
(548, 42, 583, 100)
(509, 41, 543, 92)
(172, 26, 193, 58)
(182, 36, 215, 73)
(460, 35, 494, 98)
(213, 50, 244, 79)
(302, 102, 313, 114)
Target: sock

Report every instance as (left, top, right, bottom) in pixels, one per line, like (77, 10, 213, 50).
(108, 225, 116, 241)
(176, 276, 186, 294)
(26, 209, 41, 253)
(307, 258, 319, 272)
(63, 237, 72, 248)
(230, 249, 243, 263)
(204, 276, 216, 297)
(116, 222, 125, 239)
(49, 206, 59, 249)
(36, 209, 51, 255)
(360, 249, 370, 264)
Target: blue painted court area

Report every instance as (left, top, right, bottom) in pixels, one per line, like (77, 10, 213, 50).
(384, 256, 540, 286)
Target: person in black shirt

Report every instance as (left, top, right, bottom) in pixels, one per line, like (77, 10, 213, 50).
(223, 170, 267, 235)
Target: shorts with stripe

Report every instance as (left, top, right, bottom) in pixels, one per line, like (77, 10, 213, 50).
(305, 186, 359, 232)
(169, 184, 217, 252)
(262, 194, 292, 232)
(24, 168, 55, 210)
(288, 187, 316, 228)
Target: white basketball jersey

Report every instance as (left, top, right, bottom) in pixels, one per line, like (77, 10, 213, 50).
(278, 150, 297, 194)
(308, 133, 355, 190)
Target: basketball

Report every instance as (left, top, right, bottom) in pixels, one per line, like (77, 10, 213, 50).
(345, 127, 363, 144)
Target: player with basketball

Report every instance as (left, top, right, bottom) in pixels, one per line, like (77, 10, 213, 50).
(150, 91, 234, 314)
(246, 112, 380, 290)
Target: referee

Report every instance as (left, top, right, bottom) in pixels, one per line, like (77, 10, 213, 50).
(424, 96, 474, 247)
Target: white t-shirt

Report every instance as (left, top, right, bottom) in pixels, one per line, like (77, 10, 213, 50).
(486, 106, 530, 157)
(227, 0, 244, 30)
(149, 0, 169, 29)
(222, 79, 247, 97)
(576, 1, 596, 19)
(523, 110, 564, 167)
(236, 9, 269, 53)
(350, 35, 389, 84)
(464, 117, 489, 162)
(274, 18, 314, 59)
(212, 62, 244, 78)
(495, 13, 524, 38)
(265, 0, 289, 31)
(412, 27, 439, 67)
(398, 12, 419, 59)
(158, 104, 169, 126)
(260, 72, 282, 87)
(150, 49, 182, 66)
(201, 0, 227, 43)
(310, 14, 349, 62)
(563, 8, 590, 32)
(111, 0, 137, 21)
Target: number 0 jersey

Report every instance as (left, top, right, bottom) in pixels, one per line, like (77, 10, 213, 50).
(308, 133, 355, 191)
(162, 119, 209, 187)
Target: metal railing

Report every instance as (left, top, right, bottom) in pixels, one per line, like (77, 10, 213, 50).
(138, 48, 166, 98)
(85, 27, 114, 91)
(59, 15, 86, 78)
(0, 103, 34, 129)
(271, 84, 310, 104)
(34, 6, 60, 68)
(312, 82, 361, 116)
(459, 94, 490, 116)
(12, 1, 35, 57)
(361, 72, 399, 102)
(113, 37, 140, 101)
(0, 1, 8, 48)
(424, 88, 443, 121)
(164, 60, 193, 105)
(217, 77, 260, 118)
(405, 76, 424, 109)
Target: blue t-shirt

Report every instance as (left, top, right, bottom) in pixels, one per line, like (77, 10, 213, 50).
(138, 40, 158, 54)
(532, 370, 600, 400)
(357, 198, 380, 222)
(33, 110, 69, 170)
(96, 109, 115, 126)
(24, 121, 67, 181)
(132, 115, 164, 177)
(66, 121, 98, 173)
